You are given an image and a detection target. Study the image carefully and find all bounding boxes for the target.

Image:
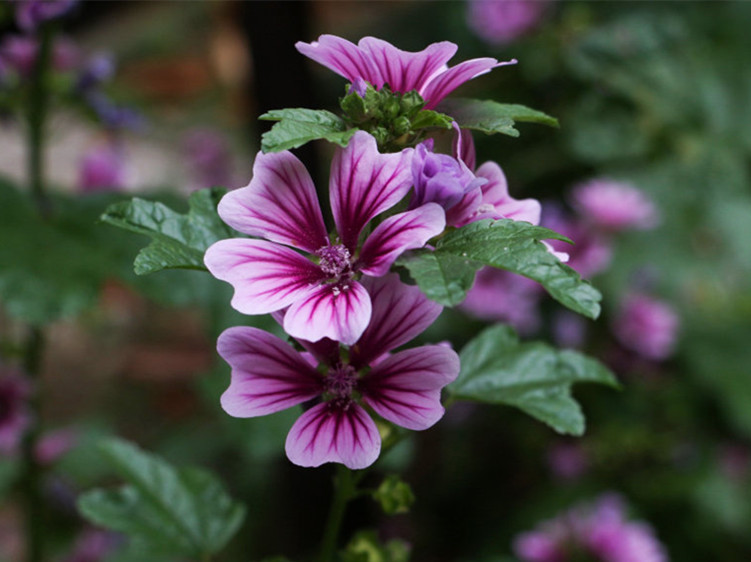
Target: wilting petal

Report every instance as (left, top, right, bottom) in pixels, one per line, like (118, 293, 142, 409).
(218, 327, 323, 417)
(476, 161, 541, 224)
(218, 151, 328, 252)
(358, 37, 457, 94)
(284, 281, 372, 345)
(295, 35, 381, 88)
(422, 58, 514, 109)
(351, 274, 443, 367)
(360, 346, 459, 430)
(359, 203, 445, 276)
(330, 131, 413, 251)
(285, 402, 381, 469)
(204, 239, 324, 315)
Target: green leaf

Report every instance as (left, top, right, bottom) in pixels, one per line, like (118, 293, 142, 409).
(259, 108, 358, 152)
(77, 438, 245, 558)
(372, 475, 415, 515)
(100, 188, 233, 275)
(450, 325, 619, 435)
(437, 98, 559, 137)
(399, 219, 601, 319)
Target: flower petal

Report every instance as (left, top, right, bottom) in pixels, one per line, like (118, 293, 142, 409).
(476, 161, 541, 224)
(359, 203, 445, 276)
(284, 281, 372, 345)
(358, 37, 457, 95)
(218, 327, 323, 417)
(352, 274, 443, 367)
(295, 35, 381, 88)
(217, 151, 328, 252)
(285, 402, 381, 469)
(330, 131, 413, 251)
(360, 346, 460, 430)
(421, 58, 514, 109)
(204, 239, 324, 315)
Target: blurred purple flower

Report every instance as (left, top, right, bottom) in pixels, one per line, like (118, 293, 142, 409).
(0, 369, 32, 454)
(77, 140, 126, 193)
(570, 179, 659, 232)
(296, 35, 514, 109)
(35, 427, 77, 465)
(13, 0, 76, 32)
(552, 310, 588, 349)
(613, 294, 679, 361)
(85, 91, 144, 131)
(547, 441, 589, 481)
(74, 52, 115, 94)
(0, 34, 78, 77)
(514, 494, 668, 562)
(183, 128, 234, 189)
(543, 204, 612, 278)
(58, 528, 120, 562)
(461, 269, 542, 334)
(467, 0, 550, 46)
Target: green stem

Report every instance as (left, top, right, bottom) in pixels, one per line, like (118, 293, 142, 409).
(27, 25, 53, 217)
(20, 327, 45, 562)
(318, 465, 359, 562)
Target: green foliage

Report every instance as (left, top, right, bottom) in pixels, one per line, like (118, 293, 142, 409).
(77, 438, 246, 559)
(259, 108, 358, 153)
(101, 188, 233, 275)
(449, 325, 619, 435)
(372, 475, 415, 515)
(399, 219, 601, 319)
(437, 98, 558, 137)
(339, 530, 411, 562)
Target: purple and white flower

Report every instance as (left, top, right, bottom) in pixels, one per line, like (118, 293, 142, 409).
(295, 35, 514, 109)
(218, 274, 458, 469)
(612, 294, 679, 361)
(570, 178, 659, 232)
(205, 131, 445, 345)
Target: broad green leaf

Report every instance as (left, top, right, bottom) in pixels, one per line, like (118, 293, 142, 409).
(437, 98, 558, 137)
(77, 438, 245, 558)
(450, 325, 619, 435)
(101, 188, 233, 275)
(260, 108, 358, 152)
(399, 219, 601, 319)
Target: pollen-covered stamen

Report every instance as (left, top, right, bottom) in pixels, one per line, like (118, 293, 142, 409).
(316, 244, 353, 278)
(323, 364, 358, 408)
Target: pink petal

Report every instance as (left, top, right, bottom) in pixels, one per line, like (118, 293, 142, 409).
(218, 327, 323, 417)
(453, 126, 477, 171)
(359, 203, 445, 276)
(217, 151, 328, 253)
(476, 161, 541, 224)
(422, 58, 514, 109)
(285, 402, 381, 469)
(358, 37, 457, 95)
(283, 281, 372, 345)
(445, 186, 484, 227)
(204, 239, 324, 315)
(330, 131, 413, 251)
(352, 274, 443, 367)
(360, 346, 460, 430)
(295, 35, 381, 88)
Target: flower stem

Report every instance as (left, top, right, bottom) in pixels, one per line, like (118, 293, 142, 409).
(27, 24, 53, 217)
(318, 465, 359, 562)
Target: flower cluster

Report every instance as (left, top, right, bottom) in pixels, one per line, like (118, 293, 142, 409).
(513, 494, 669, 562)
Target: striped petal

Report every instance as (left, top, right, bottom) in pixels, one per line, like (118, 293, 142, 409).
(295, 35, 382, 88)
(476, 161, 541, 224)
(283, 280, 372, 345)
(218, 327, 322, 417)
(204, 239, 324, 315)
(330, 131, 413, 251)
(422, 58, 515, 109)
(285, 402, 380, 469)
(217, 150, 328, 252)
(360, 346, 460, 430)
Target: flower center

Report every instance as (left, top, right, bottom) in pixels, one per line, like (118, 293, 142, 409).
(323, 364, 358, 407)
(316, 244, 352, 278)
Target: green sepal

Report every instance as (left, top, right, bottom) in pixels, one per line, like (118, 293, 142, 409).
(77, 438, 246, 559)
(437, 98, 559, 137)
(100, 188, 234, 275)
(398, 219, 601, 320)
(372, 474, 415, 515)
(259, 108, 358, 153)
(449, 325, 620, 435)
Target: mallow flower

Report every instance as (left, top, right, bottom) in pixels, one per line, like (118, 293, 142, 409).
(612, 293, 679, 361)
(205, 131, 445, 345)
(218, 274, 459, 469)
(569, 178, 659, 232)
(295, 35, 514, 109)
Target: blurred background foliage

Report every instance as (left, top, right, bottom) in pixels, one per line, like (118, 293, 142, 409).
(1, 1, 751, 561)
